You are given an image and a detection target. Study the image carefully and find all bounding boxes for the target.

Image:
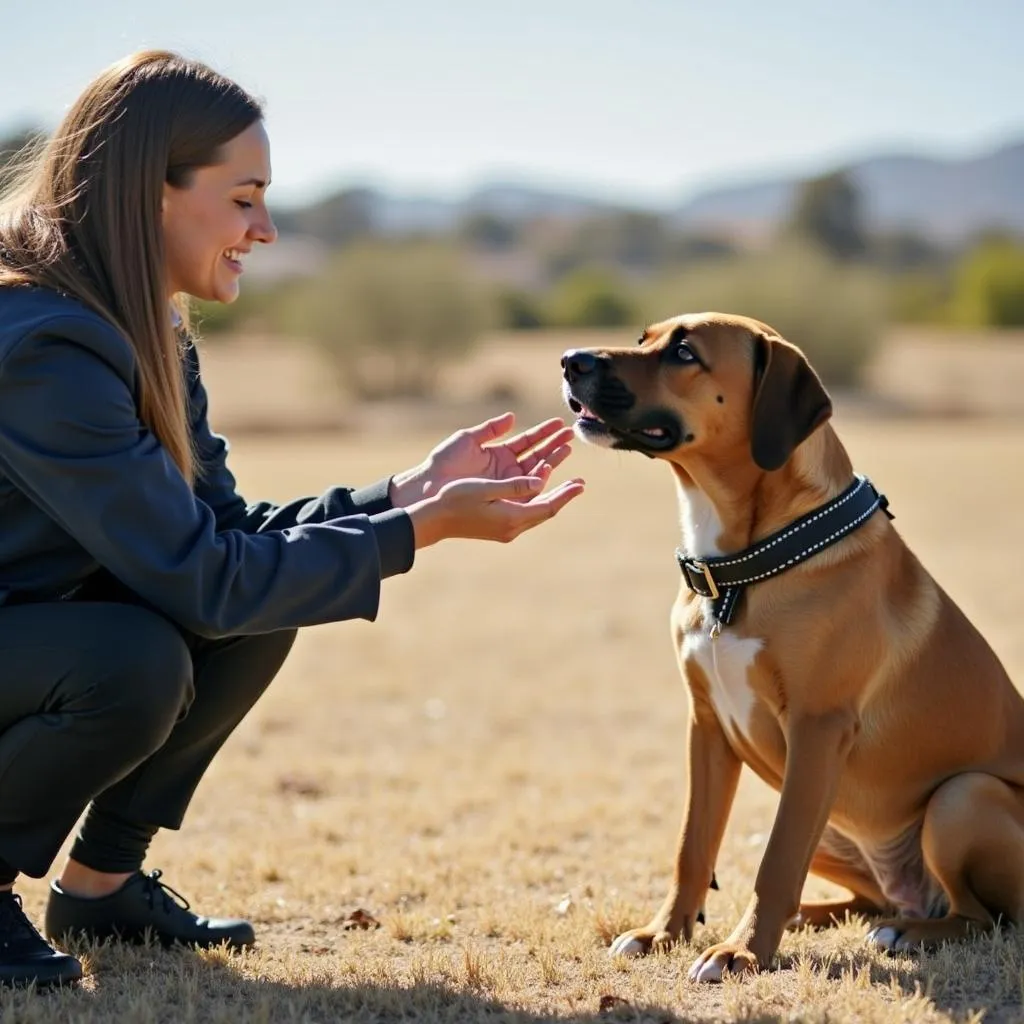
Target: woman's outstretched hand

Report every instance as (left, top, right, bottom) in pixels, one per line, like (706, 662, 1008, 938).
(404, 474, 585, 549)
(388, 412, 575, 505)
(388, 412, 585, 548)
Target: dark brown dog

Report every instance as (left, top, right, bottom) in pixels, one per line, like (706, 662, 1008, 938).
(561, 312, 1024, 983)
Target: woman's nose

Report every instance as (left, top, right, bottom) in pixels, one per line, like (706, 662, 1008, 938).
(252, 210, 278, 245)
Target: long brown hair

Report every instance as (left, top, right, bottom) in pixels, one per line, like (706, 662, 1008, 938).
(0, 50, 263, 484)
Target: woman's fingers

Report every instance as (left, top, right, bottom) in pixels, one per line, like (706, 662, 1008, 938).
(499, 478, 586, 529)
(448, 475, 543, 502)
(437, 473, 585, 542)
(526, 477, 586, 511)
(498, 418, 568, 457)
(525, 443, 572, 475)
(461, 411, 516, 443)
(520, 426, 575, 458)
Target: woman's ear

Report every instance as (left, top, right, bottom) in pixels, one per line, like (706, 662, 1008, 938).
(750, 333, 833, 471)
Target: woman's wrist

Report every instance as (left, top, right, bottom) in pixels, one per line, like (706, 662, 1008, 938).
(388, 462, 431, 508)
(404, 496, 449, 549)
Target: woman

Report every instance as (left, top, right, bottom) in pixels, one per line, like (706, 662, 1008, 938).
(0, 50, 584, 988)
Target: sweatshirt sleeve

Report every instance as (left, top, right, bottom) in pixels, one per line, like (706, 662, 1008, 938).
(0, 318, 415, 638)
(184, 342, 397, 533)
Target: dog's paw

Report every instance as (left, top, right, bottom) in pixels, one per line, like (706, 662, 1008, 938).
(866, 915, 981, 953)
(687, 942, 759, 983)
(866, 924, 904, 952)
(608, 926, 676, 958)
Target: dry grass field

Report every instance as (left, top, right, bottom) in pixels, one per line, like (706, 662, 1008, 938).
(4, 330, 1024, 1023)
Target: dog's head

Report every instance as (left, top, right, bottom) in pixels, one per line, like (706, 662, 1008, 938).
(560, 312, 832, 472)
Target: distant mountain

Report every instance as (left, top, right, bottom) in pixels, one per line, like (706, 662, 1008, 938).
(461, 183, 611, 221)
(270, 136, 1024, 247)
(672, 139, 1024, 243)
(272, 181, 614, 243)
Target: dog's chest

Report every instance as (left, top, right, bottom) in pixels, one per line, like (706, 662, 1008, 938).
(682, 631, 764, 743)
(676, 481, 765, 742)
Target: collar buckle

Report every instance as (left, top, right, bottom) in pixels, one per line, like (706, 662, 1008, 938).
(692, 560, 720, 600)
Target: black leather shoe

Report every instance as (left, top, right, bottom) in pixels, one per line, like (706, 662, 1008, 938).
(0, 891, 82, 988)
(44, 869, 255, 950)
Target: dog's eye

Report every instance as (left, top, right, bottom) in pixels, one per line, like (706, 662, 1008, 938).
(675, 342, 698, 364)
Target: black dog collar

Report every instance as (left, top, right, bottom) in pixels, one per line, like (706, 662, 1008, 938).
(676, 474, 893, 636)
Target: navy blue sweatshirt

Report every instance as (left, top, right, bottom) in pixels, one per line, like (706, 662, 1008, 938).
(0, 285, 415, 637)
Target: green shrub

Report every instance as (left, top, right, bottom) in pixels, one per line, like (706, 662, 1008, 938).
(545, 267, 637, 328)
(949, 237, 1024, 327)
(276, 241, 491, 399)
(493, 287, 547, 330)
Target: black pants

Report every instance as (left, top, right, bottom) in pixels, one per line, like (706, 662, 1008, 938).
(0, 584, 296, 879)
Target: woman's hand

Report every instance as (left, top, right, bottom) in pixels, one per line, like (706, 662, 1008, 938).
(388, 413, 575, 507)
(405, 474, 585, 549)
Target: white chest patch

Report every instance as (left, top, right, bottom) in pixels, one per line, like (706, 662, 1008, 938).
(676, 479, 764, 740)
(683, 632, 764, 741)
(677, 480, 723, 557)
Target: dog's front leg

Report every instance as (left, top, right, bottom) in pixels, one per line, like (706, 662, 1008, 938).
(688, 708, 858, 983)
(610, 699, 742, 957)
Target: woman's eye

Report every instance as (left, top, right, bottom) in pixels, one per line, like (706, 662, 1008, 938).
(234, 200, 253, 210)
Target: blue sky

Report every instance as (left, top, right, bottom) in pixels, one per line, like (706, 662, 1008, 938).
(1, 0, 1021, 208)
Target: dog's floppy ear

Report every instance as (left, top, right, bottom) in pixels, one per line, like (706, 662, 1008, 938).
(750, 333, 832, 471)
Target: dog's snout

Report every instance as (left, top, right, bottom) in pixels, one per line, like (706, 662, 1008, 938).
(561, 349, 599, 381)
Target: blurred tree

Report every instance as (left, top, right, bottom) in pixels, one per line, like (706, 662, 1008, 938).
(591, 211, 671, 270)
(279, 241, 491, 399)
(272, 187, 377, 248)
(542, 212, 738, 282)
(546, 266, 637, 328)
(458, 212, 520, 251)
(786, 170, 868, 261)
(950, 234, 1024, 327)
(545, 211, 672, 277)
(870, 229, 948, 272)
(873, 230, 954, 324)
(493, 286, 546, 329)
(669, 233, 738, 264)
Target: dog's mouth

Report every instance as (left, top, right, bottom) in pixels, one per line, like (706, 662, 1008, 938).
(565, 394, 681, 452)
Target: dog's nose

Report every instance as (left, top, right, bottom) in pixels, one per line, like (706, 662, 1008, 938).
(561, 350, 598, 381)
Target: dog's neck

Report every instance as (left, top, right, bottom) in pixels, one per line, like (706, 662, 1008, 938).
(671, 424, 854, 557)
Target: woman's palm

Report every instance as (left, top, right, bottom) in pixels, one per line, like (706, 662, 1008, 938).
(429, 413, 575, 494)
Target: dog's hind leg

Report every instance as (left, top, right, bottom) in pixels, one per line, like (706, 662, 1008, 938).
(794, 827, 889, 929)
(867, 772, 1024, 952)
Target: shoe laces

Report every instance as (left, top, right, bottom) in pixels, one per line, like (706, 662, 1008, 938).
(0, 892, 51, 954)
(139, 870, 191, 916)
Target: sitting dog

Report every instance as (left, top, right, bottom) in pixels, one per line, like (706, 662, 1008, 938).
(561, 312, 1024, 983)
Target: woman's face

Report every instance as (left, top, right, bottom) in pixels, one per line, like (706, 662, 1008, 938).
(161, 120, 277, 303)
